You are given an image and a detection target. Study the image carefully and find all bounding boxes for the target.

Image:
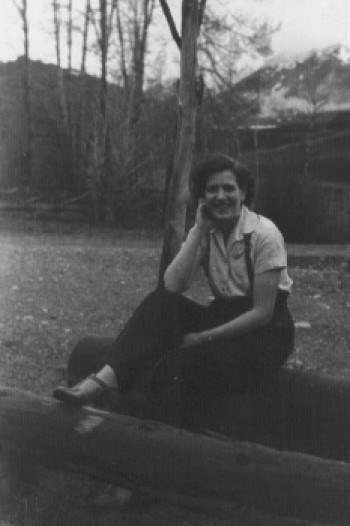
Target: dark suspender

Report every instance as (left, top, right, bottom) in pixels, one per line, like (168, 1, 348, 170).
(244, 233, 254, 295)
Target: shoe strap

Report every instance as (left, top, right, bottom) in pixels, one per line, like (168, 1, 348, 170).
(89, 374, 110, 391)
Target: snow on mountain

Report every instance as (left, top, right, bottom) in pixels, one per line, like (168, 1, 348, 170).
(236, 43, 350, 118)
(293, 44, 350, 64)
(319, 44, 350, 63)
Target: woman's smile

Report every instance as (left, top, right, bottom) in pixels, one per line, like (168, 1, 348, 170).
(212, 204, 233, 215)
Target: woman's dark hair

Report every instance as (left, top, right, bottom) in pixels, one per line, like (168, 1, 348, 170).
(191, 153, 256, 207)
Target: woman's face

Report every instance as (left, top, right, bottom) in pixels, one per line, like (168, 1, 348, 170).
(204, 170, 246, 225)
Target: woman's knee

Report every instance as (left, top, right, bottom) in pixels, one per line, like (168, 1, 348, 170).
(144, 287, 182, 308)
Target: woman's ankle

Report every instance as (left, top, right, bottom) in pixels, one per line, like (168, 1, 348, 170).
(96, 365, 118, 388)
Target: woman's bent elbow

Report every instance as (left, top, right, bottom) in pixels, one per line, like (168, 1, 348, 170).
(261, 309, 274, 326)
(254, 307, 274, 327)
(163, 273, 184, 293)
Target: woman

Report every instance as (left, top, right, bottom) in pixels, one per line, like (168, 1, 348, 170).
(54, 153, 294, 424)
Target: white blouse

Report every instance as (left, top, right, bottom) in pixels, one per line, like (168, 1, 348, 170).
(182, 206, 292, 298)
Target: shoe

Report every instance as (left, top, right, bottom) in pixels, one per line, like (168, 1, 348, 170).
(53, 374, 115, 406)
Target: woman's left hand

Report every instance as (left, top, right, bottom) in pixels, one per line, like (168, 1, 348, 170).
(180, 332, 201, 348)
(180, 331, 211, 349)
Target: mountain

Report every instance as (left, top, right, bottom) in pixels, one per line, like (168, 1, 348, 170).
(236, 44, 350, 121)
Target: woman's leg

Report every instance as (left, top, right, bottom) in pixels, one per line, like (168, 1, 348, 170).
(149, 296, 294, 414)
(104, 288, 210, 392)
(54, 288, 210, 404)
(184, 298, 294, 394)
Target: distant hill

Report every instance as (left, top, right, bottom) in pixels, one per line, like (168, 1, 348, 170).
(236, 44, 350, 121)
(0, 52, 349, 192)
(0, 57, 122, 192)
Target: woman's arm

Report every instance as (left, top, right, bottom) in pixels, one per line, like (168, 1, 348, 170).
(164, 202, 213, 293)
(182, 268, 281, 348)
(164, 225, 204, 293)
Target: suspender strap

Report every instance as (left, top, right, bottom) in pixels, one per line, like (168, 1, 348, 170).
(202, 230, 211, 274)
(244, 233, 254, 294)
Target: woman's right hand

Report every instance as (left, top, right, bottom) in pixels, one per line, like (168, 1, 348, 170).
(195, 199, 214, 232)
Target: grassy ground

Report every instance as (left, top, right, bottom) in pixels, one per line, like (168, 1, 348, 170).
(0, 215, 349, 526)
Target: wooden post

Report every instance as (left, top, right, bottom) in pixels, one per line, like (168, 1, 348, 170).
(158, 0, 199, 281)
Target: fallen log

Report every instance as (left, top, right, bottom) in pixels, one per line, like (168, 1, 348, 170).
(0, 386, 350, 524)
(193, 366, 350, 460)
(69, 336, 350, 461)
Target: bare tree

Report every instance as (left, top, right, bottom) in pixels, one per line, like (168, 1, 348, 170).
(65, 0, 74, 138)
(89, 0, 117, 116)
(129, 0, 155, 127)
(199, 9, 277, 90)
(157, 1, 276, 280)
(84, 0, 117, 220)
(99, 0, 157, 219)
(290, 54, 333, 180)
(296, 55, 331, 127)
(67, 0, 73, 73)
(81, 0, 91, 73)
(13, 0, 32, 186)
(114, 0, 155, 135)
(52, 0, 69, 130)
(100, 0, 108, 117)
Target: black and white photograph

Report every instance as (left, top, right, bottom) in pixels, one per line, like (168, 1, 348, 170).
(0, 1, 349, 525)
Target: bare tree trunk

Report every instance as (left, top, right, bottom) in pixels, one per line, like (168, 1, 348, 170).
(98, 0, 117, 116)
(13, 0, 32, 187)
(67, 0, 73, 73)
(80, 0, 91, 74)
(53, 0, 68, 130)
(97, 0, 119, 119)
(66, 0, 73, 138)
(98, 0, 117, 222)
(99, 0, 108, 119)
(116, 0, 154, 148)
(158, 0, 199, 282)
(116, 0, 128, 90)
(112, 0, 155, 223)
(22, 0, 32, 187)
(75, 0, 91, 192)
(129, 0, 155, 128)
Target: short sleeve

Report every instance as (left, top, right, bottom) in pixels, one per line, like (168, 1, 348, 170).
(253, 227, 287, 275)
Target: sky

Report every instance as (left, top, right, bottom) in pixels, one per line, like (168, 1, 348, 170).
(255, 0, 349, 59)
(0, 0, 349, 76)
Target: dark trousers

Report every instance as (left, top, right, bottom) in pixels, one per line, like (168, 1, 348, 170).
(102, 288, 294, 420)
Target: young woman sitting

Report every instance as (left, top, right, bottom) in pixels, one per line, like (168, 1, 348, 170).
(53, 153, 294, 425)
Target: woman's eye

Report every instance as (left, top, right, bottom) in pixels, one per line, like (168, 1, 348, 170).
(206, 184, 237, 193)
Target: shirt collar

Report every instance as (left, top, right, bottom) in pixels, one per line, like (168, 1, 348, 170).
(210, 205, 259, 248)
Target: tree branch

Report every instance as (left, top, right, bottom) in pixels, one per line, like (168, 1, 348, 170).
(106, 0, 117, 46)
(90, 7, 101, 43)
(159, 0, 181, 50)
(142, 0, 155, 44)
(199, 47, 231, 88)
(12, 0, 22, 16)
(80, 0, 91, 73)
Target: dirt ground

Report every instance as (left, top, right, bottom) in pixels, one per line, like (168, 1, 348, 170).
(0, 216, 349, 526)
